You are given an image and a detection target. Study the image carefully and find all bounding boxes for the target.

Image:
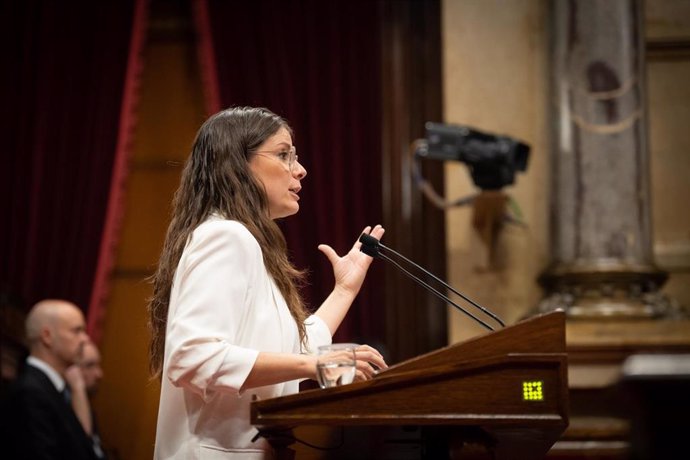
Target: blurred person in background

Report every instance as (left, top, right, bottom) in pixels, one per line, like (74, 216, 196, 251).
(69, 340, 107, 459)
(0, 299, 96, 460)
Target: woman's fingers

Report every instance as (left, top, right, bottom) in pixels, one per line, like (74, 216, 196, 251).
(354, 225, 384, 250)
(354, 369, 368, 382)
(317, 244, 338, 265)
(369, 224, 385, 240)
(353, 363, 379, 381)
(356, 345, 388, 370)
(354, 226, 372, 249)
(348, 344, 388, 382)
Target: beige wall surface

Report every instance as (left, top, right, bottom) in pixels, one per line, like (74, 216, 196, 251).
(647, 0, 690, 310)
(648, 59, 690, 308)
(442, 0, 690, 344)
(646, 0, 690, 38)
(442, 0, 549, 341)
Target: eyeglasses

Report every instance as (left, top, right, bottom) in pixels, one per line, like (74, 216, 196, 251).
(254, 146, 299, 172)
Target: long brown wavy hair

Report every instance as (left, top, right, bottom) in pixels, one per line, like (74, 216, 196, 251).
(147, 107, 308, 377)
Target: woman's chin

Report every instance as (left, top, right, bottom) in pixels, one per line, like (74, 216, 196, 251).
(271, 205, 300, 220)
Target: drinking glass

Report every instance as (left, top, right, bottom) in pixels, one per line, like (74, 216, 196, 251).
(316, 343, 357, 389)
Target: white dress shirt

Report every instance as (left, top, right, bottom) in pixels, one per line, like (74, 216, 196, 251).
(154, 217, 331, 459)
(26, 356, 66, 392)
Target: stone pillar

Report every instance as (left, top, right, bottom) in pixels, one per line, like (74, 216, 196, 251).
(538, 0, 675, 318)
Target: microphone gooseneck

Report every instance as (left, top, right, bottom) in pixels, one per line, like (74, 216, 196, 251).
(359, 233, 505, 331)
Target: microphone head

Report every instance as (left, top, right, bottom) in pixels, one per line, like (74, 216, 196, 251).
(359, 233, 380, 258)
(360, 243, 379, 258)
(359, 233, 380, 247)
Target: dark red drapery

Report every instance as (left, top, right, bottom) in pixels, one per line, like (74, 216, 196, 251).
(0, 0, 146, 341)
(195, 0, 385, 344)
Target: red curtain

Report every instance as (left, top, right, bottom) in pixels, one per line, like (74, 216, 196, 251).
(195, 0, 385, 344)
(0, 0, 146, 341)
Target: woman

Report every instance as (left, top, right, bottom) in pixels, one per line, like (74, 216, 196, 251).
(148, 107, 387, 459)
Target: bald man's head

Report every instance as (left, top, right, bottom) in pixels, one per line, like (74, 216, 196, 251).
(25, 299, 89, 374)
(26, 300, 69, 343)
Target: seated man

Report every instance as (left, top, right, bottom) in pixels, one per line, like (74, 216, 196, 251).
(69, 339, 107, 459)
(0, 299, 96, 460)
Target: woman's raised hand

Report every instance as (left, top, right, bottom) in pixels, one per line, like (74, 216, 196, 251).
(318, 225, 385, 296)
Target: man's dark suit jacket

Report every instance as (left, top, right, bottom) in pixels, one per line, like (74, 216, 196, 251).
(0, 364, 97, 460)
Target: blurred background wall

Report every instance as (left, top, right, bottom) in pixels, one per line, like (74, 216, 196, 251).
(443, 0, 689, 343)
(2, 1, 687, 459)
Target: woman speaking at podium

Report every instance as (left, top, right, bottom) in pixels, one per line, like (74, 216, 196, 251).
(147, 107, 387, 459)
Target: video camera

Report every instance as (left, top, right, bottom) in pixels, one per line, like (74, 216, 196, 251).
(418, 122, 530, 190)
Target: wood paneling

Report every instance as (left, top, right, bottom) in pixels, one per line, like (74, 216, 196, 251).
(116, 168, 184, 271)
(381, 0, 447, 364)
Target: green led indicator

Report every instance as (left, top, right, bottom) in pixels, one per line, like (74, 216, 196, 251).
(523, 380, 544, 401)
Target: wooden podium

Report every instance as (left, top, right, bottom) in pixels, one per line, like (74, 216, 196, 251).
(251, 311, 569, 459)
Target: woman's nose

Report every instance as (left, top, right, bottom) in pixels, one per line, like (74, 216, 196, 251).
(293, 160, 307, 180)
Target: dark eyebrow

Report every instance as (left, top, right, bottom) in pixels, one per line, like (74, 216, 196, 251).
(256, 141, 292, 153)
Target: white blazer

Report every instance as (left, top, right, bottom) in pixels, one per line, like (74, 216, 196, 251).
(154, 218, 331, 459)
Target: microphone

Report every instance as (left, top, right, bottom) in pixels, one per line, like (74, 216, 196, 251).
(359, 233, 505, 331)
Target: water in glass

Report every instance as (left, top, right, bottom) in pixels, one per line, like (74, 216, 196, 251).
(316, 343, 357, 389)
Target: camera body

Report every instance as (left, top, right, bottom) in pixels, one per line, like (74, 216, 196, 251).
(420, 122, 530, 190)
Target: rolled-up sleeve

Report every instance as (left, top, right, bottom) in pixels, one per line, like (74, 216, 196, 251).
(303, 315, 332, 354)
(165, 221, 261, 399)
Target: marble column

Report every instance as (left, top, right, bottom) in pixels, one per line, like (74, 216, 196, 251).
(538, 0, 676, 318)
